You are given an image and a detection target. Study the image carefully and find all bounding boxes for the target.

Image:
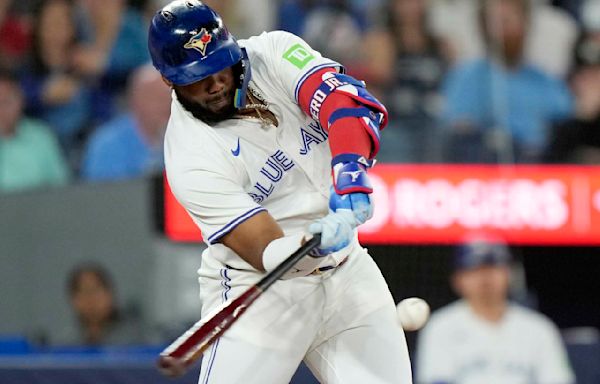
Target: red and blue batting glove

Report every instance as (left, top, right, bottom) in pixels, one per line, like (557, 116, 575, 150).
(329, 154, 374, 225)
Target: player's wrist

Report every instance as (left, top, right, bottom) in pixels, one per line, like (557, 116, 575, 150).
(262, 233, 324, 279)
(331, 153, 374, 195)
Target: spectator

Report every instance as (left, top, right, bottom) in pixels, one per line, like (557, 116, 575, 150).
(301, 0, 368, 67)
(545, 31, 600, 163)
(366, 0, 450, 163)
(72, 0, 149, 122)
(430, 0, 579, 78)
(277, 0, 317, 36)
(53, 263, 144, 346)
(0, 0, 30, 71)
(202, 0, 276, 38)
(20, 0, 92, 161)
(0, 70, 69, 192)
(441, 0, 573, 163)
(81, 64, 170, 181)
(416, 236, 575, 384)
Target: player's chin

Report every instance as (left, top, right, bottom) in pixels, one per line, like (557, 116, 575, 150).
(207, 102, 236, 121)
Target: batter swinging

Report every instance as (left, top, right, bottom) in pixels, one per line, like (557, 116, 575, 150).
(148, 1, 412, 383)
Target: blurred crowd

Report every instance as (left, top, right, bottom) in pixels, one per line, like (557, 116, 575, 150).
(1, 1, 598, 382)
(0, 0, 599, 194)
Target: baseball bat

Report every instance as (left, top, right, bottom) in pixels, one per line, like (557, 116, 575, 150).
(157, 234, 322, 377)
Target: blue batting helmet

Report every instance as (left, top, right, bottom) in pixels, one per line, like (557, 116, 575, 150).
(148, 1, 251, 106)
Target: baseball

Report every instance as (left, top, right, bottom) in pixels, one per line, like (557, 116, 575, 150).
(396, 297, 430, 331)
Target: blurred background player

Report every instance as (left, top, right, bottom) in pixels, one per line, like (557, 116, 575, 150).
(416, 236, 574, 384)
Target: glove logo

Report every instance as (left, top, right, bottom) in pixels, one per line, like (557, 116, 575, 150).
(184, 28, 212, 56)
(342, 170, 362, 182)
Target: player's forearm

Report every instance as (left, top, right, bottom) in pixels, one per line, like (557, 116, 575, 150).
(219, 211, 284, 271)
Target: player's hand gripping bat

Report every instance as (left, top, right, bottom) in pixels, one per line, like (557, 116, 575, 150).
(157, 234, 322, 377)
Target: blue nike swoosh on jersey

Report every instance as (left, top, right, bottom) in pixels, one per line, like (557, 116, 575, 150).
(231, 138, 241, 156)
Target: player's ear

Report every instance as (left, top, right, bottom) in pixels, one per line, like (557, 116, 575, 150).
(450, 272, 464, 297)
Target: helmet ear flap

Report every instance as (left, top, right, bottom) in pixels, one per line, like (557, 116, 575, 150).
(233, 48, 252, 108)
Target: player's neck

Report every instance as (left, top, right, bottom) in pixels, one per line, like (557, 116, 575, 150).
(236, 88, 278, 127)
(468, 299, 507, 324)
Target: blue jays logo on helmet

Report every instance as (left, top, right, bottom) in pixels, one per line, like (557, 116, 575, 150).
(184, 28, 212, 56)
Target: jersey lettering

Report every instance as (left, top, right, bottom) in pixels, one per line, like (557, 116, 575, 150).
(260, 159, 284, 182)
(250, 150, 295, 203)
(299, 122, 327, 155)
(270, 150, 295, 170)
(325, 76, 344, 90)
(307, 121, 328, 141)
(309, 90, 327, 120)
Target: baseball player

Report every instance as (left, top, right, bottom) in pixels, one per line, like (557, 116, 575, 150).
(417, 238, 574, 384)
(148, 1, 412, 383)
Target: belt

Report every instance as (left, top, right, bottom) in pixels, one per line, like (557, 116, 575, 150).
(311, 255, 349, 275)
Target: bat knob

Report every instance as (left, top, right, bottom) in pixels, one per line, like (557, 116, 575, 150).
(157, 355, 188, 377)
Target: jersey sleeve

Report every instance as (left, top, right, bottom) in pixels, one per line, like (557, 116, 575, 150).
(168, 167, 265, 245)
(534, 319, 575, 384)
(247, 31, 342, 104)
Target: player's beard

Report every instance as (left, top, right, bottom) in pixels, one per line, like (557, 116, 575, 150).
(175, 89, 237, 125)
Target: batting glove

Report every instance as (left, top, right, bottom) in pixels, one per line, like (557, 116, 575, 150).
(330, 154, 374, 225)
(308, 210, 356, 256)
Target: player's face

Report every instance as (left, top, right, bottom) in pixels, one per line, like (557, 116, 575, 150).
(0, 80, 23, 136)
(172, 67, 237, 124)
(71, 271, 114, 324)
(453, 265, 510, 307)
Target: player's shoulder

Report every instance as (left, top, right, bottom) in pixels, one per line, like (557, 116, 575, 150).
(239, 30, 299, 48)
(507, 303, 561, 332)
(239, 30, 302, 59)
(426, 300, 468, 330)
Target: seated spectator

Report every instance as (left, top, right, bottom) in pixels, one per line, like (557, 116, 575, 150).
(441, 0, 573, 163)
(301, 0, 368, 67)
(365, 0, 450, 163)
(278, 0, 317, 36)
(0, 0, 30, 71)
(545, 31, 600, 163)
(72, 0, 149, 122)
(20, 0, 93, 161)
(53, 263, 144, 346)
(81, 65, 170, 181)
(416, 236, 575, 384)
(430, 0, 579, 78)
(202, 0, 276, 38)
(0, 70, 69, 192)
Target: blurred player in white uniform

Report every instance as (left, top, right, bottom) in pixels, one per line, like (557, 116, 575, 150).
(147, 1, 412, 383)
(417, 238, 574, 384)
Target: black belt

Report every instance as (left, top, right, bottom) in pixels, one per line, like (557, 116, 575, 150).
(311, 255, 349, 275)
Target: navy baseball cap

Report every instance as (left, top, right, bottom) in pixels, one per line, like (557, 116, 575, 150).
(453, 239, 512, 271)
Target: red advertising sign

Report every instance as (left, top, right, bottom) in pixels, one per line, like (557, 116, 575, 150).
(165, 165, 600, 245)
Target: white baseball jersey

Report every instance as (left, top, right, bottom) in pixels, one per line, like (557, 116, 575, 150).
(163, 30, 414, 384)
(164, 31, 359, 271)
(416, 300, 574, 384)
